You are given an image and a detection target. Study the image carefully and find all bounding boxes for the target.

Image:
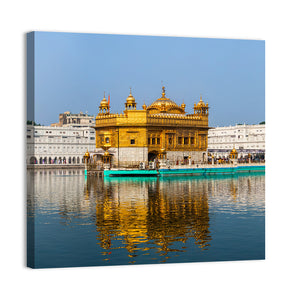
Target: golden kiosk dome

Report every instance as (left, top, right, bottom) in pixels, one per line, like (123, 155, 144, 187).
(194, 95, 209, 115)
(147, 86, 185, 115)
(83, 149, 90, 162)
(126, 89, 136, 104)
(100, 93, 108, 107)
(125, 88, 137, 110)
(99, 92, 110, 114)
(194, 95, 205, 108)
(229, 147, 238, 159)
(197, 95, 205, 106)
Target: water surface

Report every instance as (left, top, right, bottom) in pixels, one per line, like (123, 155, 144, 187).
(27, 169, 265, 268)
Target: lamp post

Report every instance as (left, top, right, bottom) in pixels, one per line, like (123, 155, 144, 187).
(102, 132, 112, 169)
(229, 147, 238, 165)
(158, 147, 166, 168)
(117, 129, 119, 168)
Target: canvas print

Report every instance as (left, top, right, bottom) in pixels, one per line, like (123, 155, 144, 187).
(27, 32, 265, 268)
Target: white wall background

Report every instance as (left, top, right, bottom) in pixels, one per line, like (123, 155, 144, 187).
(1, 1, 300, 299)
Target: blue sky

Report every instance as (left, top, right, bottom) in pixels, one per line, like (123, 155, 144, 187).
(32, 32, 265, 127)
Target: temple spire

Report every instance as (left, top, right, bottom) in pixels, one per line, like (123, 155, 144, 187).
(142, 101, 147, 110)
(162, 86, 166, 98)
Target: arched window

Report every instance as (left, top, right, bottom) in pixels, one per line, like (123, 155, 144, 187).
(49, 157, 52, 164)
(77, 157, 80, 164)
(44, 157, 47, 164)
(68, 157, 71, 164)
(72, 157, 76, 164)
(30, 157, 37, 164)
(39, 157, 43, 164)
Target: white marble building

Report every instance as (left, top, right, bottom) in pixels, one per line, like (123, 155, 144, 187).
(51, 111, 95, 127)
(208, 124, 265, 158)
(26, 125, 96, 165)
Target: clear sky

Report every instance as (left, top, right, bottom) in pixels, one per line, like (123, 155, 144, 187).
(32, 32, 265, 127)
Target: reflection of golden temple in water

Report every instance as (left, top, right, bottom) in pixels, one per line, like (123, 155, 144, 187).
(28, 169, 265, 264)
(85, 176, 211, 262)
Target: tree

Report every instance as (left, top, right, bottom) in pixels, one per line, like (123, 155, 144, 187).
(27, 120, 42, 126)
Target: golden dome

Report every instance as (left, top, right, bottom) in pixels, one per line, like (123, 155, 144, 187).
(126, 88, 136, 104)
(100, 93, 108, 107)
(231, 147, 237, 154)
(124, 88, 137, 110)
(196, 95, 205, 107)
(147, 86, 185, 114)
(194, 95, 209, 115)
(84, 149, 90, 157)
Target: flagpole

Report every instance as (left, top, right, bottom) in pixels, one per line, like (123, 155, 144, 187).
(108, 93, 110, 112)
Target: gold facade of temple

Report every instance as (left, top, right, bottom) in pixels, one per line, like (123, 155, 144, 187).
(95, 86, 209, 166)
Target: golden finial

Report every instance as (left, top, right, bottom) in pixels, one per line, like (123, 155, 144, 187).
(142, 102, 147, 110)
(181, 100, 186, 109)
(162, 86, 166, 98)
(101, 92, 107, 102)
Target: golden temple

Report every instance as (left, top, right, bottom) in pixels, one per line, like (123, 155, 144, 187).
(94, 86, 209, 167)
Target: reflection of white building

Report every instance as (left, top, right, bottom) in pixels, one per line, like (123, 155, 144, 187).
(27, 125, 96, 165)
(208, 124, 265, 158)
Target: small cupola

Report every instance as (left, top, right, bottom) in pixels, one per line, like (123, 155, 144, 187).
(194, 95, 209, 115)
(125, 88, 137, 110)
(99, 92, 110, 114)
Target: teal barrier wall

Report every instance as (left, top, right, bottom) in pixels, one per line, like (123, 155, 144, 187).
(104, 169, 158, 177)
(159, 165, 265, 176)
(104, 165, 265, 177)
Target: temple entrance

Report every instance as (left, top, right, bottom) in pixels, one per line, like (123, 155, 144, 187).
(101, 151, 113, 169)
(183, 156, 189, 165)
(148, 151, 158, 162)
